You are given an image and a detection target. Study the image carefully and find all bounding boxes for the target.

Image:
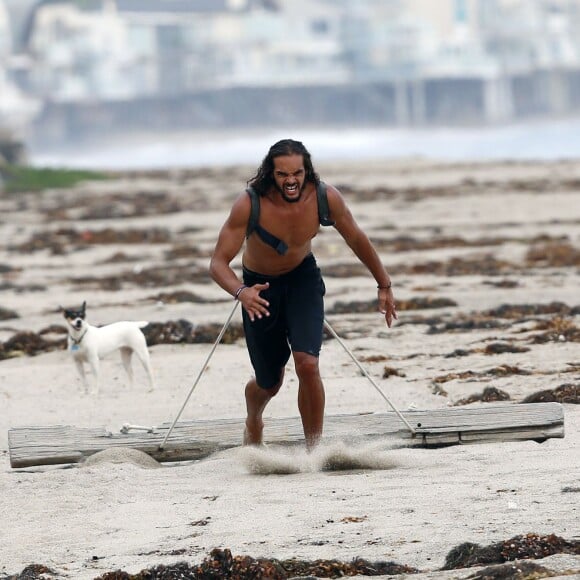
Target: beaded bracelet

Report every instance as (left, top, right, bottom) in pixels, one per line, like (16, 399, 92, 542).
(234, 284, 248, 300)
(377, 282, 392, 289)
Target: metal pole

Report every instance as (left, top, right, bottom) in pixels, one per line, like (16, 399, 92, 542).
(159, 300, 240, 450)
(324, 317, 416, 435)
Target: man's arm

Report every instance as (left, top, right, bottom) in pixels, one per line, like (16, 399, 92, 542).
(209, 192, 250, 296)
(209, 192, 270, 321)
(326, 184, 397, 327)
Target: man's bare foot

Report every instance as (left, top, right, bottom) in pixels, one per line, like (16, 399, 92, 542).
(305, 435, 321, 453)
(243, 423, 264, 447)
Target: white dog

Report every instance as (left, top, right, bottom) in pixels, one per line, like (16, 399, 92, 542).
(62, 301, 155, 394)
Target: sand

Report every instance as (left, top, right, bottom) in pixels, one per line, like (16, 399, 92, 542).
(0, 157, 579, 579)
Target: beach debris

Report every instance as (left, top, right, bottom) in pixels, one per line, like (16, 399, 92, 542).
(488, 364, 531, 377)
(100, 251, 141, 264)
(38, 324, 67, 337)
(528, 317, 580, 344)
(371, 233, 568, 254)
(11, 533, 579, 579)
(10, 225, 189, 253)
(445, 342, 531, 357)
(466, 560, 552, 579)
(483, 278, 520, 288)
(0, 306, 19, 320)
(190, 517, 211, 527)
(164, 244, 209, 260)
(0, 319, 246, 360)
(142, 319, 244, 346)
(11, 224, 203, 274)
(382, 366, 406, 378)
(484, 302, 573, 319)
(0, 331, 64, 360)
(526, 240, 580, 267)
(69, 263, 209, 290)
(359, 354, 389, 363)
(0, 262, 19, 274)
(425, 315, 507, 334)
(482, 342, 530, 355)
(400, 302, 580, 338)
(3, 563, 58, 579)
(340, 515, 368, 523)
(93, 548, 418, 579)
(65, 226, 171, 245)
(401, 254, 515, 277)
(328, 295, 456, 315)
(454, 387, 511, 406)
(445, 348, 472, 358)
(45, 191, 184, 221)
(322, 262, 369, 279)
(339, 177, 580, 203)
(443, 533, 579, 570)
(433, 365, 530, 385)
(442, 533, 580, 570)
(522, 383, 579, 404)
(146, 291, 221, 304)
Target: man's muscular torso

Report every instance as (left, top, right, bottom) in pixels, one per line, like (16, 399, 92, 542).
(242, 182, 321, 275)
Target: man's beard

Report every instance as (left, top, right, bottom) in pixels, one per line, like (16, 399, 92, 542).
(277, 183, 305, 203)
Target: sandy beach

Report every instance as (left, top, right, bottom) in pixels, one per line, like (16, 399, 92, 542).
(0, 157, 579, 579)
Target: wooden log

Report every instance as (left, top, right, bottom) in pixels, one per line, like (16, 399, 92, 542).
(7, 403, 564, 468)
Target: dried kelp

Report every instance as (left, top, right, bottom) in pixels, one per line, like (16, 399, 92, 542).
(443, 533, 579, 570)
(142, 320, 244, 346)
(454, 386, 511, 406)
(522, 383, 579, 404)
(433, 365, 531, 385)
(327, 296, 456, 315)
(93, 547, 418, 579)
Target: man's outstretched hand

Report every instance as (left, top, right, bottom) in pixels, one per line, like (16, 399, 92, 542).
(239, 282, 270, 321)
(378, 287, 397, 327)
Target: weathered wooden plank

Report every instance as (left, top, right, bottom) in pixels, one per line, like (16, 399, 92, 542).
(7, 403, 564, 468)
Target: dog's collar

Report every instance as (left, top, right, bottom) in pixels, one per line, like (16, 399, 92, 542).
(69, 328, 88, 345)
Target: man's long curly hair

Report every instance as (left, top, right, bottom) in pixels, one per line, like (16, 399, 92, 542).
(248, 139, 320, 196)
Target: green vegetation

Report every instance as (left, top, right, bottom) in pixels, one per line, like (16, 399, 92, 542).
(0, 165, 110, 193)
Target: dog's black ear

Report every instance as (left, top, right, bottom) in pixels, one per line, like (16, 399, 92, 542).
(81, 301, 86, 312)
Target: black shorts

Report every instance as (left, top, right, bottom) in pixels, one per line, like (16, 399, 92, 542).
(242, 253, 325, 389)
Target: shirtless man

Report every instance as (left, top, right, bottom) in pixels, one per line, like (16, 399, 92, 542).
(209, 139, 396, 449)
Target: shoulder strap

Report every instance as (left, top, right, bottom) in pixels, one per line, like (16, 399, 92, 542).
(245, 186, 260, 238)
(317, 181, 335, 227)
(248, 182, 334, 236)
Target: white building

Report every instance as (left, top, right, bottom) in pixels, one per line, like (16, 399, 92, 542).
(11, 0, 580, 129)
(23, 0, 347, 98)
(0, 0, 40, 131)
(0, 0, 11, 57)
(27, 1, 141, 101)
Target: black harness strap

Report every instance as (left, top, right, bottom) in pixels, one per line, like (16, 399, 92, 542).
(316, 181, 335, 227)
(254, 223, 289, 255)
(245, 181, 334, 255)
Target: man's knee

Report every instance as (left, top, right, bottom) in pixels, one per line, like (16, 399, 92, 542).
(293, 352, 320, 380)
(251, 369, 284, 396)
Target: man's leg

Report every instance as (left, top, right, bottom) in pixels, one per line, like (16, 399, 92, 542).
(243, 371, 283, 446)
(293, 351, 325, 449)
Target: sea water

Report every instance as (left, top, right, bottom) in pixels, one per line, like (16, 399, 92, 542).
(29, 116, 580, 170)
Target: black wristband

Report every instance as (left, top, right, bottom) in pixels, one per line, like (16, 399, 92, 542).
(234, 285, 247, 300)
